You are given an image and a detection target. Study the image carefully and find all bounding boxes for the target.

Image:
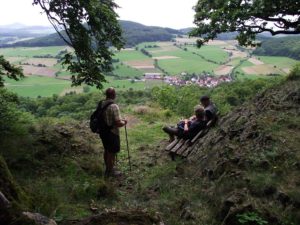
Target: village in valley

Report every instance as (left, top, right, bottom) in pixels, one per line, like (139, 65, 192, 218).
(143, 72, 232, 88)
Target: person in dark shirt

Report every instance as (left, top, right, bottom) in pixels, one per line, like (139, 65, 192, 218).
(163, 106, 207, 142)
(200, 96, 218, 124)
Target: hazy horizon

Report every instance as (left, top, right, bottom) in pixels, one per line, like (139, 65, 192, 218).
(0, 0, 198, 29)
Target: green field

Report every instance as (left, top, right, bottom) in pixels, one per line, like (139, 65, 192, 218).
(0, 46, 67, 57)
(1, 39, 299, 98)
(5, 76, 71, 98)
(256, 56, 299, 69)
(113, 63, 144, 78)
(186, 45, 229, 64)
(114, 49, 149, 61)
(155, 49, 219, 74)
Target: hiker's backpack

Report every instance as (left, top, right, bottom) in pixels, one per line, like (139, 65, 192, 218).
(90, 101, 114, 134)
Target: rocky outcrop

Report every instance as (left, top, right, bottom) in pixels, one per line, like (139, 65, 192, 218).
(188, 78, 300, 224)
(23, 212, 57, 225)
(0, 155, 56, 225)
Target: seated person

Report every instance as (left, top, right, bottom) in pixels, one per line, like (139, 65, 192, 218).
(200, 95, 218, 125)
(163, 106, 207, 142)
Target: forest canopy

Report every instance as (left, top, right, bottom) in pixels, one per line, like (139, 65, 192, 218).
(191, 0, 300, 47)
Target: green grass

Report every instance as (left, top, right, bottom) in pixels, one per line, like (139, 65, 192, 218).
(114, 50, 149, 61)
(186, 45, 229, 64)
(104, 77, 146, 90)
(5, 76, 71, 98)
(256, 56, 299, 69)
(157, 52, 219, 75)
(113, 63, 144, 78)
(0, 46, 68, 57)
(136, 42, 163, 50)
(234, 60, 258, 80)
(150, 48, 219, 75)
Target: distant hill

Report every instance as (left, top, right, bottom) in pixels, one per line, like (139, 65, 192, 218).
(0, 24, 55, 45)
(0, 23, 54, 37)
(254, 36, 300, 60)
(1, 20, 183, 48)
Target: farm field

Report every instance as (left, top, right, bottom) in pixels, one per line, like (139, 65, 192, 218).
(1, 38, 299, 98)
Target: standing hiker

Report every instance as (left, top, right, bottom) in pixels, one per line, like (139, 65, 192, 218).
(98, 87, 127, 177)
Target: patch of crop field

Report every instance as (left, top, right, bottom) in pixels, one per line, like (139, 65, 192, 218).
(206, 40, 229, 46)
(4, 76, 71, 98)
(248, 57, 264, 65)
(122, 48, 136, 51)
(242, 64, 283, 75)
(214, 65, 234, 76)
(152, 56, 180, 60)
(55, 70, 73, 77)
(233, 60, 256, 79)
(102, 77, 146, 90)
(137, 42, 162, 48)
(147, 42, 178, 52)
(0, 46, 68, 57)
(6, 57, 25, 63)
(175, 37, 198, 44)
(124, 59, 155, 69)
(255, 56, 299, 70)
(23, 58, 58, 67)
(113, 63, 144, 78)
(186, 45, 229, 64)
(225, 40, 239, 46)
(114, 50, 149, 61)
(22, 65, 58, 77)
(60, 87, 83, 96)
(141, 68, 162, 73)
(154, 49, 219, 74)
(227, 58, 243, 67)
(224, 48, 248, 59)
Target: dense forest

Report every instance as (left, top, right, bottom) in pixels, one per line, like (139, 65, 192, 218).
(254, 36, 300, 60)
(1, 21, 181, 48)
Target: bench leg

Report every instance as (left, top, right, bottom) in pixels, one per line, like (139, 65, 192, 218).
(169, 152, 176, 161)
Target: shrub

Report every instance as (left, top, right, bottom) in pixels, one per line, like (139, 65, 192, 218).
(287, 63, 300, 81)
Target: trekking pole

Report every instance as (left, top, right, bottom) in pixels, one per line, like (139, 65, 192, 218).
(124, 124, 132, 171)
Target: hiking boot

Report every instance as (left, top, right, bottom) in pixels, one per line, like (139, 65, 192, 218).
(104, 169, 122, 178)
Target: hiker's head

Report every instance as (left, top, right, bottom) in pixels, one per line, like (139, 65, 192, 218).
(194, 105, 205, 120)
(200, 95, 210, 107)
(105, 87, 116, 100)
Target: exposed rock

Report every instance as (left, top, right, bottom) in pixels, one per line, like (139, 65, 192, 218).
(221, 204, 253, 225)
(219, 191, 246, 220)
(0, 191, 10, 208)
(23, 212, 57, 225)
(180, 207, 195, 221)
(0, 155, 30, 207)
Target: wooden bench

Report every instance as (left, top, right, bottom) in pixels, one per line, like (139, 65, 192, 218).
(165, 120, 213, 158)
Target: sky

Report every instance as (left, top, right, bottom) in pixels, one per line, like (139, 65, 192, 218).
(0, 0, 198, 29)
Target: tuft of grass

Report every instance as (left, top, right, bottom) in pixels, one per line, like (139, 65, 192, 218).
(287, 63, 300, 80)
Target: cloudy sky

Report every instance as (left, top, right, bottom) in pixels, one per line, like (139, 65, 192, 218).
(0, 0, 198, 29)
